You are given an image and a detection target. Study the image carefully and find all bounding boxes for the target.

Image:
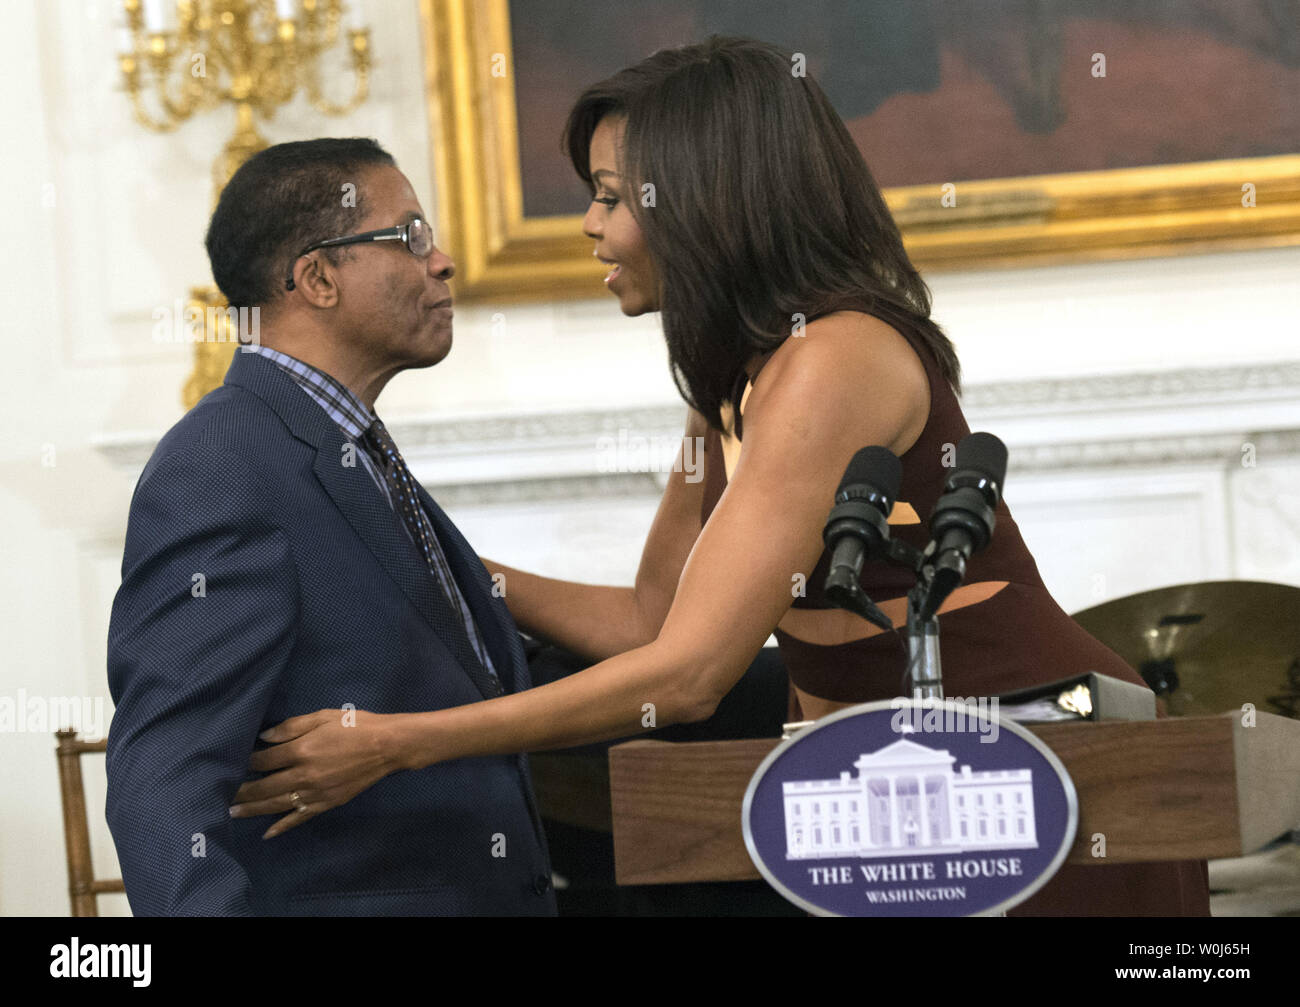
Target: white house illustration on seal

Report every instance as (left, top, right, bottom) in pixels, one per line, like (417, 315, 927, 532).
(783, 738, 1038, 859)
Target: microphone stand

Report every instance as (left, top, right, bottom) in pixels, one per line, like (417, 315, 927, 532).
(905, 581, 943, 700)
(888, 538, 944, 701)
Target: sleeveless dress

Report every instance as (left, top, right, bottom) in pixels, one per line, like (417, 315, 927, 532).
(699, 320, 1211, 917)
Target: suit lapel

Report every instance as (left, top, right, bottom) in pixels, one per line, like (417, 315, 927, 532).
(224, 350, 501, 701)
(316, 451, 504, 702)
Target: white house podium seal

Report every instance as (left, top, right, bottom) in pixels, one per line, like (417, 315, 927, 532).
(742, 698, 1078, 916)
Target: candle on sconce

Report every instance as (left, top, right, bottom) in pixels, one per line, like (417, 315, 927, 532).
(117, 26, 134, 54)
(275, 0, 296, 19)
(348, 0, 367, 30)
(141, 0, 165, 33)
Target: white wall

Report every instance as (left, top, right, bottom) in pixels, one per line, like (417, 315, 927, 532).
(1, 0, 1297, 918)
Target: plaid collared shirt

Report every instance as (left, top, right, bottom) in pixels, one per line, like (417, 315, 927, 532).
(249, 345, 498, 681)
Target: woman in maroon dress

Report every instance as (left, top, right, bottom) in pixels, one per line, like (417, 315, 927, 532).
(233, 36, 1208, 915)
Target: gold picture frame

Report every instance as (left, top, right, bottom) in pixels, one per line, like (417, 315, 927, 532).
(420, 0, 1300, 304)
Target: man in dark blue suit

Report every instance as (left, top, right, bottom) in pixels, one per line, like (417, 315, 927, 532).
(105, 138, 556, 915)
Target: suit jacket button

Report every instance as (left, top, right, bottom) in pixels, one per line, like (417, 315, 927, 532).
(533, 874, 552, 895)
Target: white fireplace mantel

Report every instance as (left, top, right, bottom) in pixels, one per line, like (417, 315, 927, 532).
(92, 358, 1300, 508)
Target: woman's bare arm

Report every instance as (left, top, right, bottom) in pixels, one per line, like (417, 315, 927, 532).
(479, 409, 708, 662)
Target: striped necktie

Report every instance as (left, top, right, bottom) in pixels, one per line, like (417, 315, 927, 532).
(362, 417, 503, 698)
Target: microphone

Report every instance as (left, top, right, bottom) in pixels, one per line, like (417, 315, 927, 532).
(822, 446, 902, 630)
(917, 432, 1007, 621)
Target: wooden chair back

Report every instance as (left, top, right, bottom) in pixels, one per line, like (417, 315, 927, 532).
(54, 729, 125, 916)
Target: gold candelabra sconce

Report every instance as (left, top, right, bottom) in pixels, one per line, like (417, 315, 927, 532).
(117, 0, 373, 408)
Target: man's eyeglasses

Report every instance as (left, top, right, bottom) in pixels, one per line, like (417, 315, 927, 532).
(284, 217, 435, 291)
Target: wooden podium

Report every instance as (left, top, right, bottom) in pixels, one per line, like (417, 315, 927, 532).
(607, 711, 1300, 885)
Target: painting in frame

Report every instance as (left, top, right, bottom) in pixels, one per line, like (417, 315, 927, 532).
(419, 0, 1300, 303)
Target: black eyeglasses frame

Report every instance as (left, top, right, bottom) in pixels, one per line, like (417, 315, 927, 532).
(284, 219, 433, 291)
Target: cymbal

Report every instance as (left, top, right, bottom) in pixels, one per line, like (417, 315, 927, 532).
(1071, 581, 1300, 718)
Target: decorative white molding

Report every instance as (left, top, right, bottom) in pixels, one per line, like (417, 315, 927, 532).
(421, 473, 669, 508)
(961, 360, 1300, 411)
(387, 405, 685, 448)
(1004, 430, 1300, 472)
(93, 359, 1300, 505)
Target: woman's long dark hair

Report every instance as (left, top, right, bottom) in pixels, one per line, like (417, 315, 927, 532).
(565, 36, 961, 435)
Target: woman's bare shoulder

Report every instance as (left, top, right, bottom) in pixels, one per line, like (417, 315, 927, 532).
(745, 311, 930, 450)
